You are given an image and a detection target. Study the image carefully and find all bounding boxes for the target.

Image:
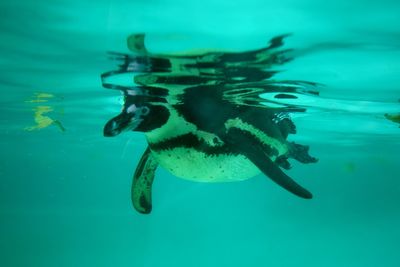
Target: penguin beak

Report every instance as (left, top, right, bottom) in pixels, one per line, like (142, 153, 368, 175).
(104, 117, 123, 137)
(104, 112, 143, 137)
(104, 112, 136, 137)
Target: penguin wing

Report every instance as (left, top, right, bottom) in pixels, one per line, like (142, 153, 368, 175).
(131, 146, 158, 214)
(224, 127, 312, 199)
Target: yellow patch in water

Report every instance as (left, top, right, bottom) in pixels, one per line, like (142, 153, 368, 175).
(24, 92, 65, 132)
(24, 106, 55, 131)
(25, 92, 54, 103)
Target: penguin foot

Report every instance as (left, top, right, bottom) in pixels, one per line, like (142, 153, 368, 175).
(288, 142, 318, 164)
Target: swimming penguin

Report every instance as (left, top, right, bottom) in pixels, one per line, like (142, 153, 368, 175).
(104, 85, 317, 214)
(103, 34, 318, 214)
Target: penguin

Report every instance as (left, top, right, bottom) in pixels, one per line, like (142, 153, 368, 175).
(104, 85, 317, 214)
(102, 34, 318, 214)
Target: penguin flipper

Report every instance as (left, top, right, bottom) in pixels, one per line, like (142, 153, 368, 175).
(132, 146, 158, 214)
(225, 128, 312, 199)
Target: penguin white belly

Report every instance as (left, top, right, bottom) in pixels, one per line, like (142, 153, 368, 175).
(151, 148, 261, 182)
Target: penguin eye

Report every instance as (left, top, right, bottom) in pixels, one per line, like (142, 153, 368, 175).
(126, 104, 150, 118)
(121, 104, 151, 131)
(139, 106, 150, 116)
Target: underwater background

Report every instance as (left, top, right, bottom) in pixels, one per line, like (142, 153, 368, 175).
(1, 0, 399, 266)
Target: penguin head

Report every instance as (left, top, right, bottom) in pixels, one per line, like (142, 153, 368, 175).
(104, 95, 169, 137)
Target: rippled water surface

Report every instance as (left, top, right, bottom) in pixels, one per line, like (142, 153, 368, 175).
(1, 1, 399, 267)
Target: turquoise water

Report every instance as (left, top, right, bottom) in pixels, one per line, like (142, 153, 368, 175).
(1, 0, 400, 266)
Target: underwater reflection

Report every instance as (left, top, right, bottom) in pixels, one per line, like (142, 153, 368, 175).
(102, 34, 319, 214)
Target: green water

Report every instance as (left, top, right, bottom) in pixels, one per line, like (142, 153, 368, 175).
(1, 0, 399, 266)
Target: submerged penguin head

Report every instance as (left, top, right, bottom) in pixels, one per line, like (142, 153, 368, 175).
(104, 95, 169, 136)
